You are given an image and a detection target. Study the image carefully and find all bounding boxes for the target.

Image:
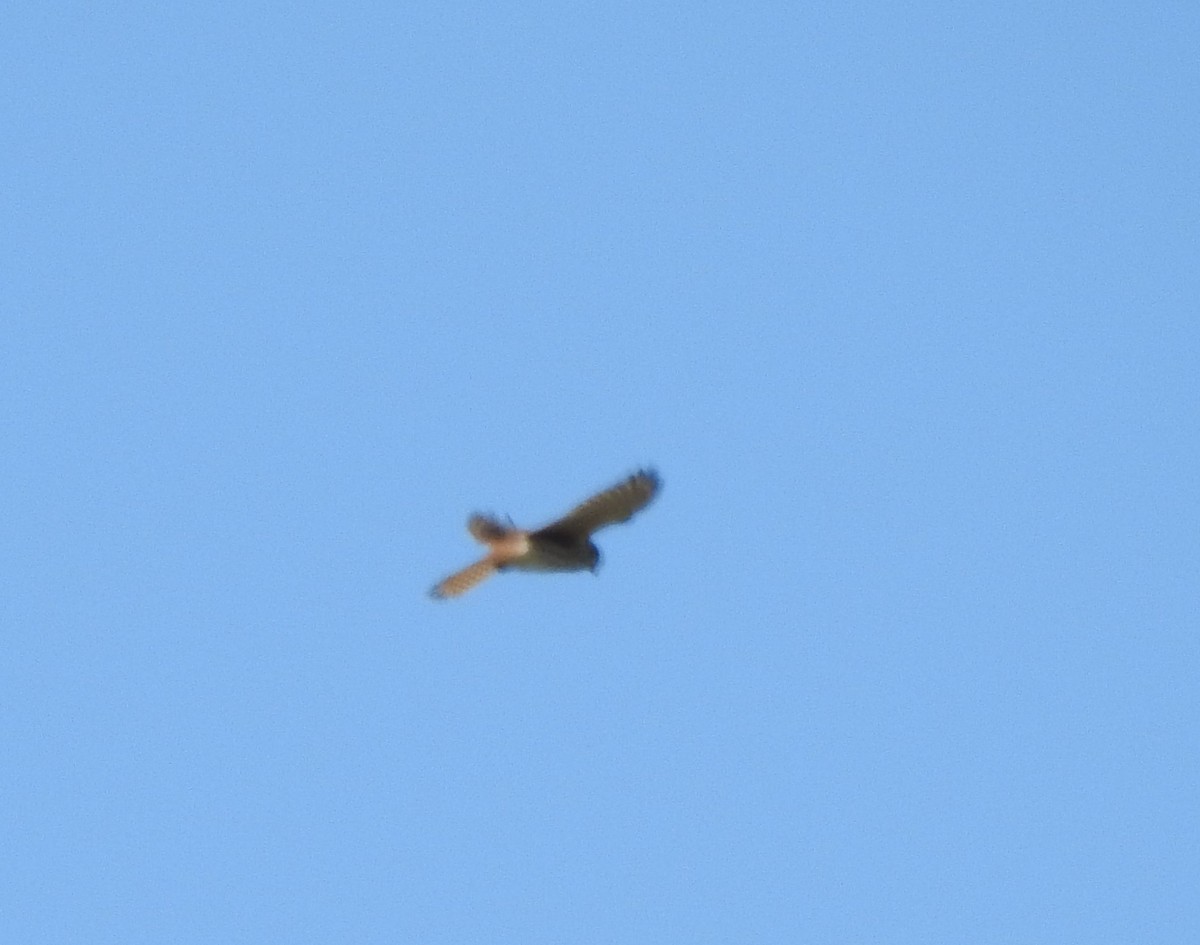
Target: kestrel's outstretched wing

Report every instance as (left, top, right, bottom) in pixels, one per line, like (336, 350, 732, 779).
(430, 558, 498, 599)
(468, 514, 512, 543)
(538, 469, 661, 538)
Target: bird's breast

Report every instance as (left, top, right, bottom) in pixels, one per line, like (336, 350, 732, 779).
(504, 532, 594, 572)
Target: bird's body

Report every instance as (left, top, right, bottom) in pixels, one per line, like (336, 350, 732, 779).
(430, 469, 661, 598)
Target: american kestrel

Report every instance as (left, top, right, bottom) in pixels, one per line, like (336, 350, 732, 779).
(430, 469, 662, 599)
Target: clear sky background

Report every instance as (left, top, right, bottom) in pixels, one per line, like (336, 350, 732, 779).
(4, 2, 1198, 942)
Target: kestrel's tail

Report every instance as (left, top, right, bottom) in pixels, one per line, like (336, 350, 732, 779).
(430, 558, 497, 599)
(468, 514, 512, 543)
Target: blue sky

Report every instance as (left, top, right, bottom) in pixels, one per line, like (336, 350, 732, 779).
(4, 2, 1198, 942)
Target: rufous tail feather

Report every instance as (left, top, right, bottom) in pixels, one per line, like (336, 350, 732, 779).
(430, 558, 497, 599)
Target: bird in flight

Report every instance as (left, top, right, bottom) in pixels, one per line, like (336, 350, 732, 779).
(430, 469, 662, 599)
